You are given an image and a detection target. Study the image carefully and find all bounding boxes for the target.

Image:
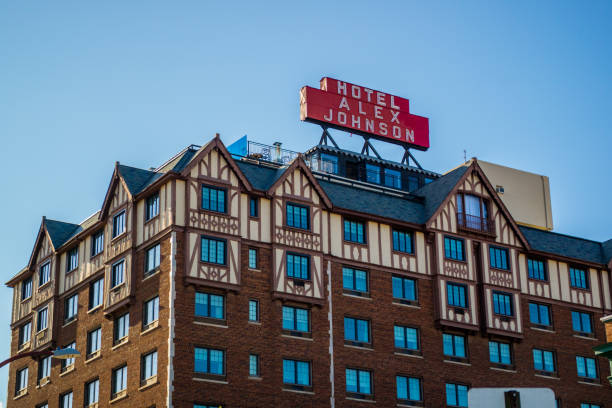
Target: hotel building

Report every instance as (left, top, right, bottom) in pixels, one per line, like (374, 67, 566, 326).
(5, 134, 612, 407)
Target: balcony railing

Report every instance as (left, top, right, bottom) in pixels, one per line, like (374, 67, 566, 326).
(246, 141, 300, 165)
(457, 212, 495, 235)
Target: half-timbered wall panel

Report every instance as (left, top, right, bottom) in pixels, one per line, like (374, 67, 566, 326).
(137, 181, 174, 246)
(176, 179, 186, 227)
(272, 248, 323, 300)
(603, 270, 612, 309)
(186, 232, 240, 287)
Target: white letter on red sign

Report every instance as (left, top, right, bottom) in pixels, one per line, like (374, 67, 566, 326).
(390, 110, 400, 124)
(358, 102, 366, 115)
(374, 106, 383, 119)
(393, 126, 402, 139)
(365, 118, 374, 132)
(406, 129, 415, 143)
(339, 97, 350, 110)
(351, 86, 361, 100)
(376, 92, 386, 106)
(390, 96, 400, 110)
(338, 111, 347, 125)
(379, 122, 388, 135)
(337, 81, 347, 96)
(324, 109, 333, 121)
(351, 115, 361, 129)
(364, 88, 373, 103)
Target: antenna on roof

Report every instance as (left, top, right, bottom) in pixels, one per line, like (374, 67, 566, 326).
(463, 149, 467, 163)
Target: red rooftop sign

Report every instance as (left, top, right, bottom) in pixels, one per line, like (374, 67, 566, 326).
(300, 77, 429, 150)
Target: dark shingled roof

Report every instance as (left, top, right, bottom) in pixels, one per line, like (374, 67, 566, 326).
(602, 239, 612, 264)
(318, 180, 424, 224)
(117, 164, 161, 196)
(414, 165, 469, 222)
(519, 226, 605, 265)
(45, 219, 82, 249)
(235, 161, 285, 191)
(171, 148, 198, 172)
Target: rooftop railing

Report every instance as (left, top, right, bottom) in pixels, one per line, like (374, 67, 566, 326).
(246, 141, 300, 165)
(457, 212, 496, 235)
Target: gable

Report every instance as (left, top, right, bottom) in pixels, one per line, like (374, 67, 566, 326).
(267, 157, 332, 209)
(427, 162, 528, 249)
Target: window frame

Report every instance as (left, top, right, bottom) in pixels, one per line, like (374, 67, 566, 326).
(489, 245, 510, 271)
(286, 252, 310, 281)
(88, 277, 104, 310)
(141, 350, 158, 383)
(443, 333, 468, 361)
(282, 305, 310, 336)
(571, 310, 593, 337)
(569, 266, 589, 290)
(286, 202, 310, 230)
(532, 348, 557, 376)
(488, 340, 513, 368)
(143, 296, 160, 329)
(446, 382, 469, 408)
(249, 353, 260, 377)
(282, 358, 312, 390)
(249, 196, 259, 218)
(60, 391, 73, 408)
(396, 375, 422, 404)
(111, 259, 125, 288)
(200, 236, 227, 266)
(194, 346, 226, 377)
(343, 316, 371, 347)
(60, 341, 76, 372)
(145, 192, 160, 222)
(248, 247, 258, 269)
(39, 262, 51, 287)
(492, 291, 514, 317)
(84, 378, 100, 406)
(194, 292, 225, 321)
(37, 306, 48, 332)
(21, 277, 33, 301)
(394, 325, 421, 355)
(145, 243, 161, 276)
(86, 327, 102, 359)
(64, 293, 78, 323)
(113, 312, 129, 345)
(66, 247, 79, 273)
(527, 258, 547, 281)
(201, 184, 227, 214)
(446, 282, 468, 309)
(528, 302, 553, 329)
(342, 266, 369, 296)
(444, 236, 465, 261)
(112, 210, 126, 239)
(38, 355, 51, 383)
(345, 367, 373, 399)
(111, 364, 128, 397)
(248, 299, 259, 323)
(391, 275, 418, 305)
(343, 219, 367, 244)
(18, 321, 32, 347)
(91, 229, 104, 258)
(576, 355, 598, 381)
(15, 366, 28, 395)
(392, 229, 413, 254)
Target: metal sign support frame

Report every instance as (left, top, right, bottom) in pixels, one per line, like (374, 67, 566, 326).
(401, 146, 423, 169)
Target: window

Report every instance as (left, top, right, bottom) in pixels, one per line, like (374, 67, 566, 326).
(286, 203, 309, 230)
(200, 236, 226, 265)
(145, 244, 161, 276)
(396, 376, 421, 403)
(581, 404, 601, 408)
(39, 262, 51, 286)
(37, 403, 49, 408)
(18, 322, 31, 347)
(194, 347, 224, 375)
(114, 313, 129, 343)
(446, 282, 467, 308)
(91, 230, 104, 257)
(249, 354, 259, 377)
(529, 303, 552, 327)
(489, 341, 512, 365)
(366, 163, 380, 184)
(201, 185, 226, 213)
(15, 367, 28, 394)
(394, 326, 419, 352)
(37, 307, 48, 331)
(287, 253, 309, 280)
(346, 368, 371, 396)
(67, 247, 79, 272)
(570, 267, 589, 289)
(248, 248, 257, 269)
(392, 276, 417, 303)
(22, 277, 32, 300)
(320, 153, 338, 174)
(344, 317, 370, 344)
(343, 267, 368, 294)
(146, 193, 159, 221)
(61, 341, 76, 371)
(489, 246, 509, 270)
(87, 327, 101, 358)
(38, 355, 51, 381)
(492, 291, 513, 316)
(141, 350, 158, 382)
(194, 405, 224, 408)
(533, 348, 556, 374)
(282, 306, 309, 333)
(85, 379, 99, 406)
(446, 383, 468, 407)
(64, 294, 78, 322)
(576, 356, 598, 379)
(457, 192, 489, 232)
(112, 365, 127, 396)
(344, 219, 366, 243)
(89, 278, 104, 310)
(384, 168, 402, 189)
(195, 292, 224, 319)
(60, 391, 73, 408)
(392, 230, 413, 253)
(528, 258, 547, 280)
(249, 196, 259, 217)
(444, 237, 465, 261)
(143, 296, 159, 328)
(248, 300, 259, 322)
(112, 210, 126, 238)
(283, 359, 311, 386)
(406, 175, 419, 191)
(443, 333, 466, 359)
(572, 311, 593, 335)
(111, 260, 125, 287)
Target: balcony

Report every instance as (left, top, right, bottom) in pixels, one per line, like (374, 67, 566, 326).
(457, 212, 495, 236)
(246, 141, 299, 165)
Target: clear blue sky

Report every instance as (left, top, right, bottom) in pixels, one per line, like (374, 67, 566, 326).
(1, 1, 611, 403)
